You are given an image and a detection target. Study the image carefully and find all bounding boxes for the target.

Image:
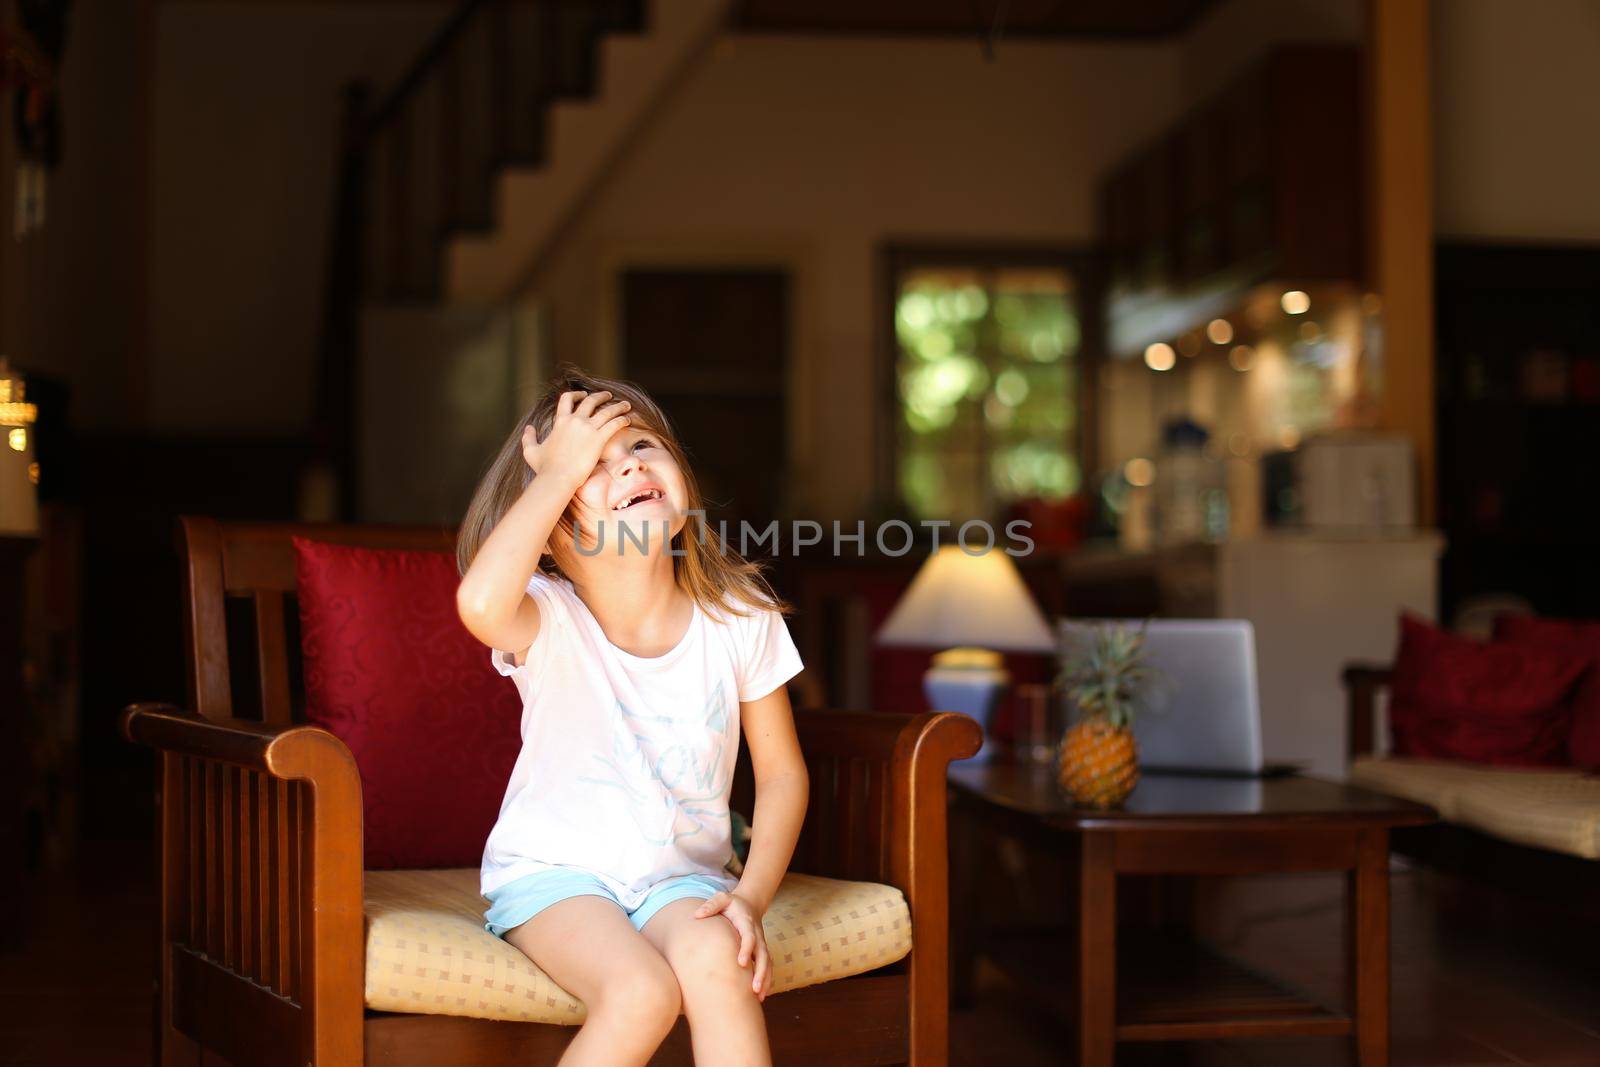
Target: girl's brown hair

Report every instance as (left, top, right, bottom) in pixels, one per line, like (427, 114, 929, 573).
(456, 363, 790, 618)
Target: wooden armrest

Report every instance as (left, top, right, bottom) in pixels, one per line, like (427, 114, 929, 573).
(792, 705, 979, 928)
(883, 710, 981, 899)
(793, 706, 937, 762)
(791, 708, 978, 1062)
(1342, 663, 1395, 760)
(793, 707, 981, 873)
(120, 701, 364, 1062)
(120, 702, 359, 783)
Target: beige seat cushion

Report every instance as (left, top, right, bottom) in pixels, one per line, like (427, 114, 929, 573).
(1351, 756, 1600, 860)
(363, 869, 912, 1023)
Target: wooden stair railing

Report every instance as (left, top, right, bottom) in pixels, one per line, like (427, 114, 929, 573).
(315, 0, 646, 518)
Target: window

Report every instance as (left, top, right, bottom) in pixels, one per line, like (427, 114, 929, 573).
(884, 248, 1085, 524)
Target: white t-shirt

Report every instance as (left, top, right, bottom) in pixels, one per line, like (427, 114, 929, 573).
(480, 572, 804, 907)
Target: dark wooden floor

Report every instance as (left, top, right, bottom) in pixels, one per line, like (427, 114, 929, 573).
(952, 858, 1600, 1066)
(4, 840, 1598, 1066)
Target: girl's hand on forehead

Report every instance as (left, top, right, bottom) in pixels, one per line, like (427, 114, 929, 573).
(522, 389, 632, 486)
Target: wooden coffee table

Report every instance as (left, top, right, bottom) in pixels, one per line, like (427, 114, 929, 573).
(948, 761, 1434, 1067)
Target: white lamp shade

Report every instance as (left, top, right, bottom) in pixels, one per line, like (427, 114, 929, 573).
(875, 545, 1056, 653)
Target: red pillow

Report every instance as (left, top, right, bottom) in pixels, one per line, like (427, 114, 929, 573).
(1493, 613, 1600, 771)
(293, 537, 521, 869)
(1387, 613, 1590, 767)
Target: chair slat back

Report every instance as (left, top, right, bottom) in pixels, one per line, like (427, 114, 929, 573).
(252, 591, 292, 725)
(178, 516, 456, 724)
(731, 709, 904, 885)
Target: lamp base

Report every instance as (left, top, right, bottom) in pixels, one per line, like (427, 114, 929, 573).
(923, 650, 1010, 762)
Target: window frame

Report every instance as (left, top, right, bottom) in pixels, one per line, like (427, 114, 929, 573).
(875, 241, 1103, 524)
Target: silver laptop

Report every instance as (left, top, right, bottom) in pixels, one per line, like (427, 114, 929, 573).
(1057, 619, 1270, 777)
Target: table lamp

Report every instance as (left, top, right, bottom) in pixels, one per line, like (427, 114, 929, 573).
(875, 545, 1056, 761)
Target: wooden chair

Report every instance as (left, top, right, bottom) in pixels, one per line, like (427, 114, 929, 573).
(120, 517, 980, 1066)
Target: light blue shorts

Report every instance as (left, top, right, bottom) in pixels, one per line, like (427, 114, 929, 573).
(483, 868, 730, 938)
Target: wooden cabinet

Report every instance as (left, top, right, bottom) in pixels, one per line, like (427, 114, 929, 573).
(1101, 46, 1362, 349)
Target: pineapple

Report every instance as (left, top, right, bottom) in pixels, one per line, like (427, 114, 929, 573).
(1054, 621, 1151, 809)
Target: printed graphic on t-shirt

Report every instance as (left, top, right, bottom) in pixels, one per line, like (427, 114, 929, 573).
(576, 680, 734, 848)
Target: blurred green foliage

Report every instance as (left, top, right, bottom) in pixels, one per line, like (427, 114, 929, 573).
(895, 272, 1080, 521)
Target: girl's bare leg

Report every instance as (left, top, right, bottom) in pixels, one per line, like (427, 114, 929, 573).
(503, 896, 681, 1067)
(640, 899, 771, 1067)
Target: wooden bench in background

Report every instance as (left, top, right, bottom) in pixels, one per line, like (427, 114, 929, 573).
(1345, 664, 1600, 923)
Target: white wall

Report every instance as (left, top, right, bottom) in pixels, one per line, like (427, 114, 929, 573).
(529, 34, 1186, 521)
(1433, 0, 1600, 241)
(146, 2, 440, 434)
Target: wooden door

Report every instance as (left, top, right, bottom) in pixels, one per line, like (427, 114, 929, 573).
(620, 268, 789, 539)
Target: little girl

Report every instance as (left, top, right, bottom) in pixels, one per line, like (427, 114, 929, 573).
(455, 366, 808, 1067)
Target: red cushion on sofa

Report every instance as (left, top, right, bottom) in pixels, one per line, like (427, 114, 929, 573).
(1493, 613, 1600, 771)
(293, 537, 520, 869)
(1388, 613, 1590, 767)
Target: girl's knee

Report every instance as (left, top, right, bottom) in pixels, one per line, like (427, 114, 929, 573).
(588, 957, 682, 1032)
(669, 923, 757, 1003)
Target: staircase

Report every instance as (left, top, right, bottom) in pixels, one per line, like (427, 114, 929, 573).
(317, 0, 729, 519)
(445, 0, 731, 302)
